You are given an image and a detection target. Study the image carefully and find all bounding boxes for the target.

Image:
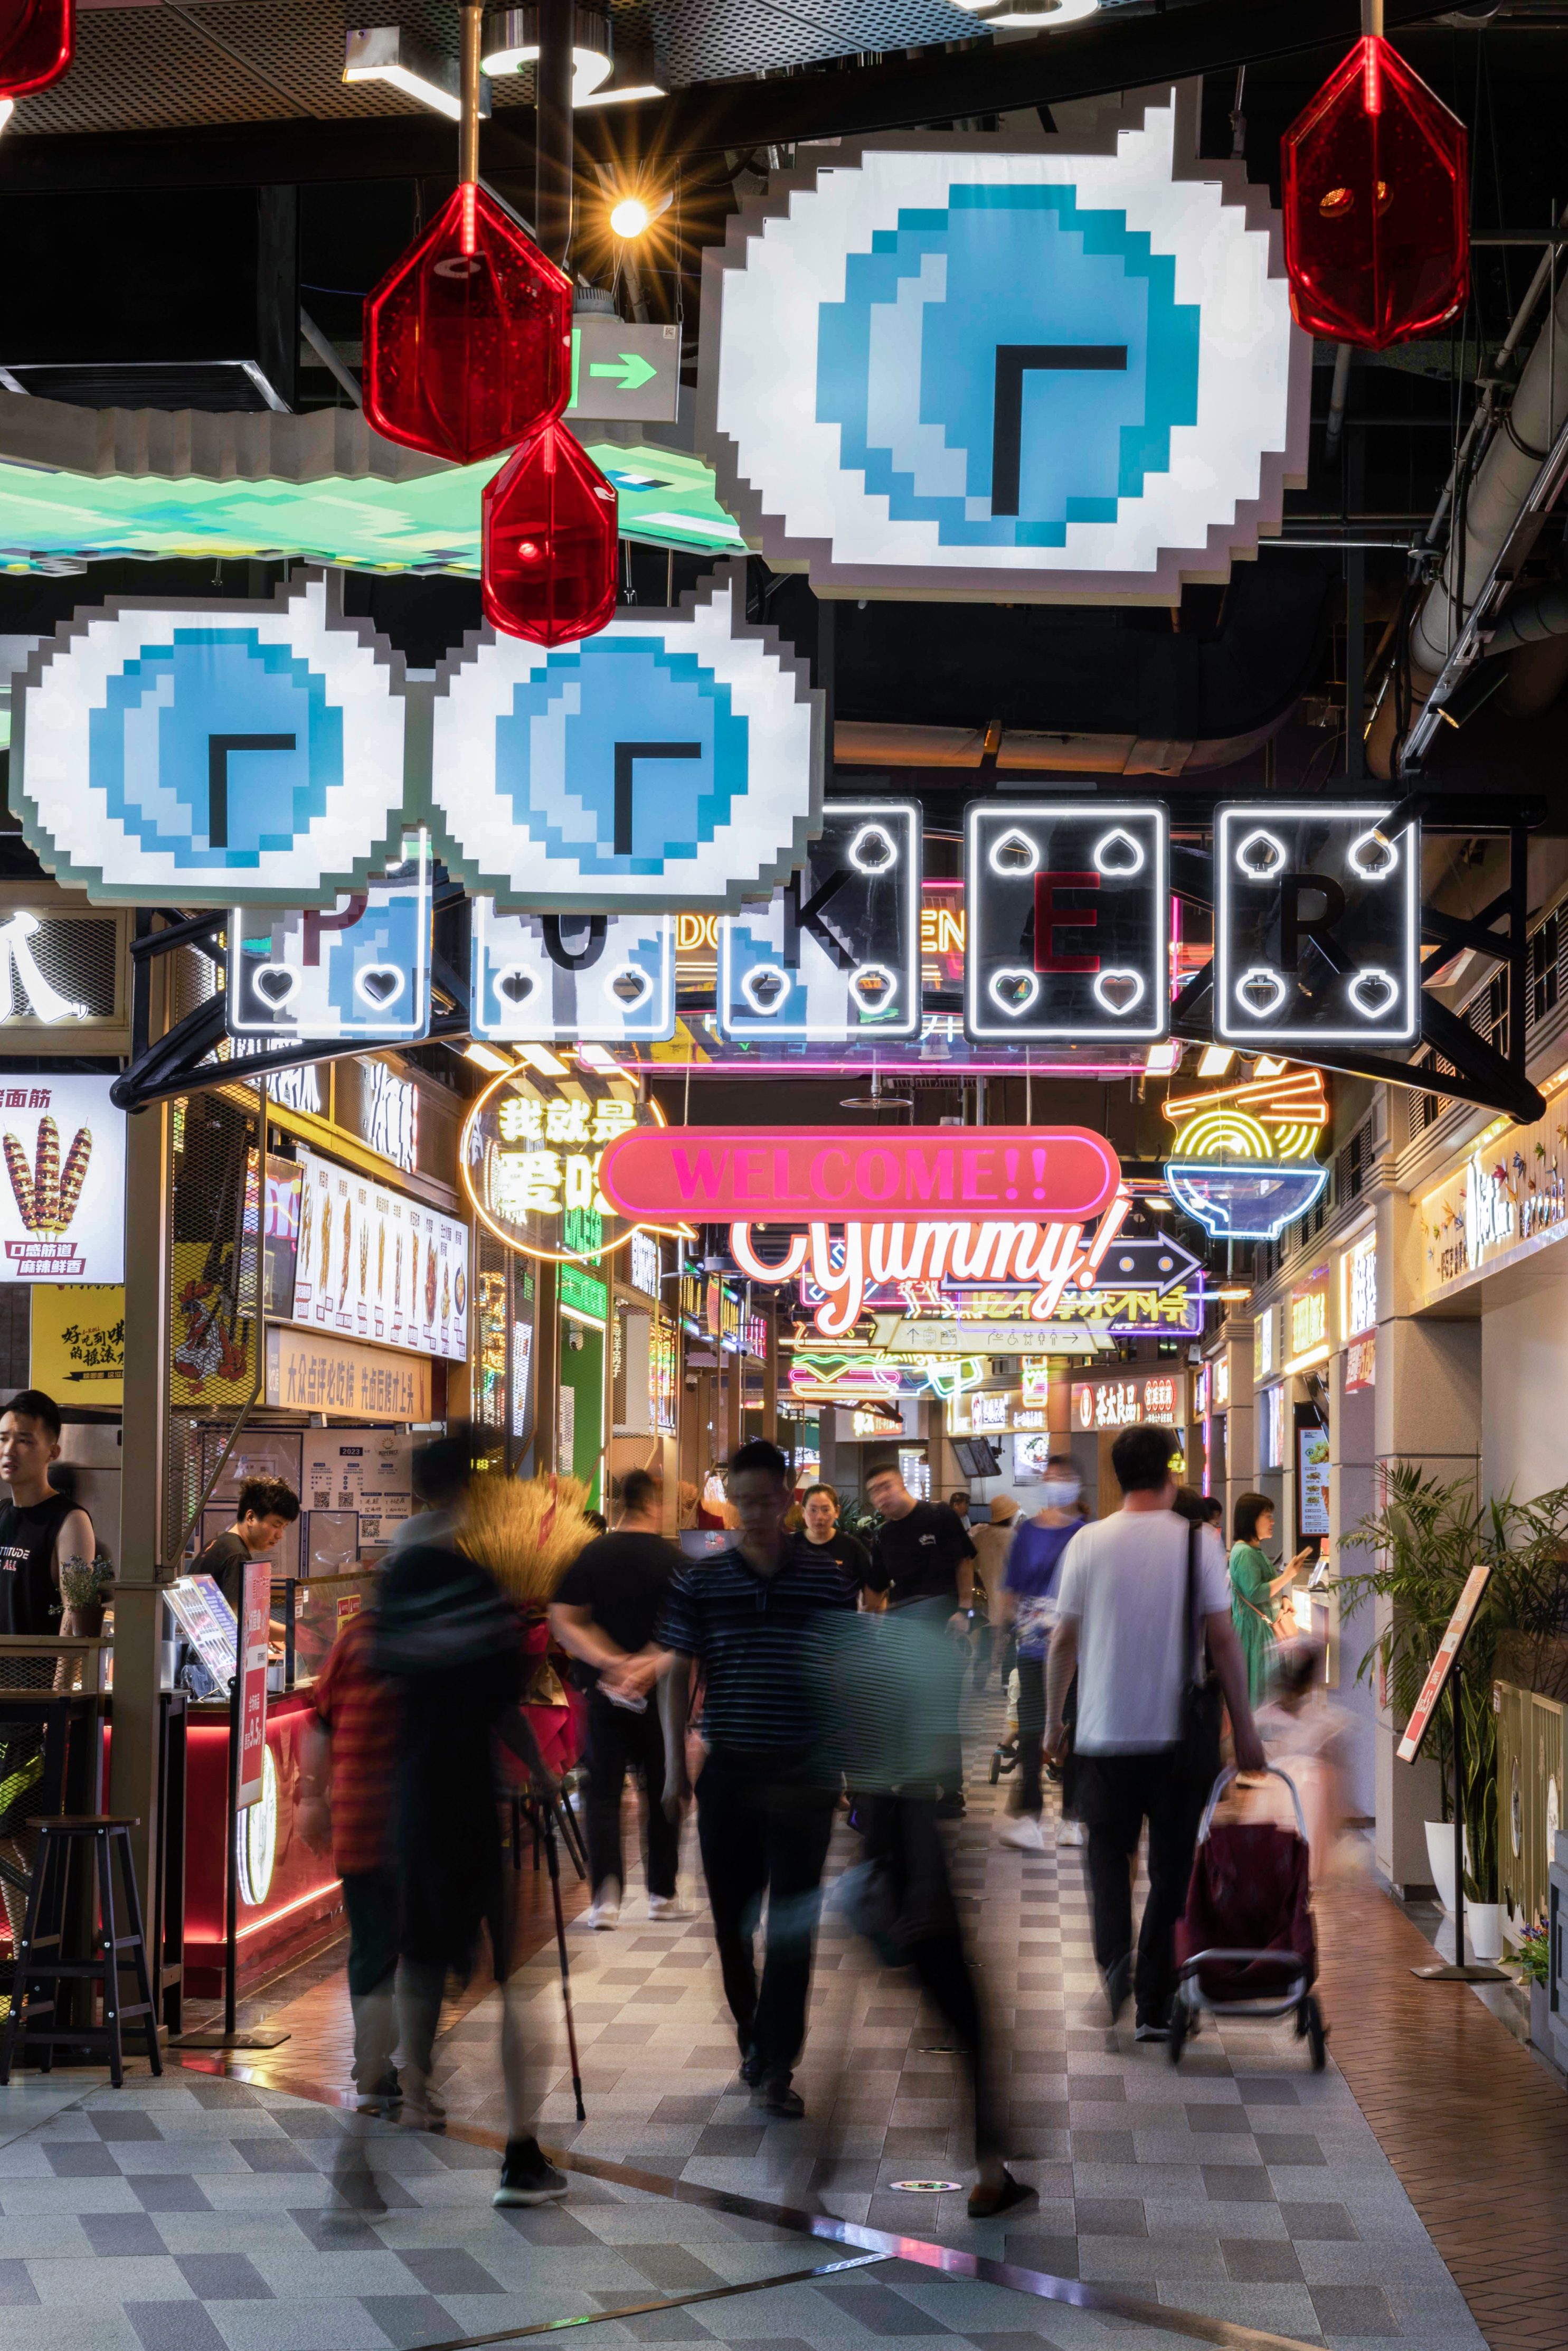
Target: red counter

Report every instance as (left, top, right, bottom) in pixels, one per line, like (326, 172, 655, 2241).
(185, 1690, 342, 1998)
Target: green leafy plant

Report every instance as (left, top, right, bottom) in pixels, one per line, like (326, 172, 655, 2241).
(58, 1553, 112, 1612)
(1337, 1466, 1568, 1905)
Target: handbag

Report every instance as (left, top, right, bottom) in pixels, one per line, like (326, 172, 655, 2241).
(1180, 1519, 1224, 1786)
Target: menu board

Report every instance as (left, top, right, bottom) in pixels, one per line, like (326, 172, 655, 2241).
(1298, 1424, 1331, 1538)
(290, 1143, 468, 1365)
(301, 1425, 414, 1548)
(164, 1572, 240, 1693)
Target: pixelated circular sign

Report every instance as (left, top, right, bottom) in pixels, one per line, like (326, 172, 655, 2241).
(698, 92, 1308, 601)
(13, 572, 408, 907)
(460, 1068, 670, 1267)
(429, 564, 823, 911)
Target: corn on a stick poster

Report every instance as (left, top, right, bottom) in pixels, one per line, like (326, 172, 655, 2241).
(0, 1077, 125, 1282)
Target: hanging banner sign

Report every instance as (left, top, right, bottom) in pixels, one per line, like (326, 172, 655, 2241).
(965, 801, 1168, 1042)
(13, 572, 410, 908)
(237, 1555, 272, 1809)
(471, 905, 676, 1042)
(1073, 1368, 1184, 1430)
(1397, 1563, 1493, 1764)
(265, 1325, 433, 1422)
(229, 831, 432, 1045)
(598, 1125, 1120, 1225)
(0, 1074, 126, 1282)
(430, 566, 824, 913)
(697, 88, 1308, 603)
(717, 801, 921, 1042)
(1215, 802, 1420, 1048)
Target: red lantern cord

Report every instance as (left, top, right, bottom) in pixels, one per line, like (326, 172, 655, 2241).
(362, 182, 572, 465)
(0, 0, 73, 98)
(1281, 33, 1468, 351)
(482, 422, 618, 647)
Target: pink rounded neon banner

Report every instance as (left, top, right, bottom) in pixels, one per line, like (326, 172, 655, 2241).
(596, 1126, 1121, 1224)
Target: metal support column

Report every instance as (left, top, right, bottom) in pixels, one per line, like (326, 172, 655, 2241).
(534, 0, 574, 271)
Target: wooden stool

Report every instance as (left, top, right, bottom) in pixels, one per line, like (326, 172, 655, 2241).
(0, 1816, 163, 2087)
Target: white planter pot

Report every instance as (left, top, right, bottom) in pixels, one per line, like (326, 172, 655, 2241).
(1424, 1819, 1471, 1915)
(1467, 1903, 1504, 1964)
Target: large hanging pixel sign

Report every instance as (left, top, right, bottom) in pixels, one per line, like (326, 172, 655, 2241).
(698, 87, 1309, 601)
(15, 567, 824, 916)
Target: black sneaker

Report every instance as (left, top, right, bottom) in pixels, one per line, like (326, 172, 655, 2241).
(493, 2137, 569, 2206)
(1134, 2013, 1170, 2043)
(738, 2044, 763, 2086)
(1103, 1952, 1133, 2026)
(933, 1792, 966, 1821)
(967, 2168, 1037, 2221)
(752, 2074, 805, 2118)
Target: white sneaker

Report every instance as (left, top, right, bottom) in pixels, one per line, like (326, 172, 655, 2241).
(648, 1892, 694, 1920)
(585, 1885, 621, 1930)
(996, 1815, 1046, 1852)
(1057, 1818, 1087, 1847)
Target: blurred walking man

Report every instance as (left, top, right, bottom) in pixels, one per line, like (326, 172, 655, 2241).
(1045, 1422, 1264, 2041)
(656, 1439, 857, 2117)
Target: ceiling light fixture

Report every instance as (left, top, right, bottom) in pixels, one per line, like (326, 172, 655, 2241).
(610, 187, 674, 239)
(464, 1041, 512, 1075)
(959, 0, 1099, 21)
(0, 101, 13, 134)
(1198, 1045, 1235, 1078)
(480, 4, 611, 96)
(343, 24, 487, 120)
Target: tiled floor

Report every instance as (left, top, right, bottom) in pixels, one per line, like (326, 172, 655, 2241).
(0, 1684, 1524, 2351)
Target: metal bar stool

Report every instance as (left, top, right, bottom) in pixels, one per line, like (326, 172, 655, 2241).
(0, 1816, 163, 2087)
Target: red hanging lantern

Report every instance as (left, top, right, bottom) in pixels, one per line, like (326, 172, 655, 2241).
(482, 421, 618, 646)
(0, 0, 73, 98)
(1281, 35, 1468, 350)
(363, 182, 572, 465)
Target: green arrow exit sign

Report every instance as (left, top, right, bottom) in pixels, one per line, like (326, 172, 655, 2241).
(568, 319, 683, 424)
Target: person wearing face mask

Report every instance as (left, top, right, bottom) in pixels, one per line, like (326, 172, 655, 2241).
(994, 1456, 1084, 1852)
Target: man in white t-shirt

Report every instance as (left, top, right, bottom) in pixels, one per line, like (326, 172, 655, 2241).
(1045, 1422, 1264, 2040)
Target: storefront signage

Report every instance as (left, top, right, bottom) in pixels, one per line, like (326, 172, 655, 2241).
(1420, 1092, 1568, 1302)
(265, 1324, 433, 1421)
(1345, 1333, 1376, 1393)
(964, 803, 1168, 1043)
(237, 1556, 271, 1809)
(1163, 1062, 1329, 1241)
(1214, 1355, 1230, 1409)
(290, 1144, 468, 1363)
(0, 902, 125, 1042)
(1284, 1264, 1330, 1370)
(698, 91, 1307, 603)
(229, 834, 432, 1047)
(472, 906, 676, 1043)
(14, 572, 411, 908)
(462, 1067, 667, 1267)
(1254, 1303, 1276, 1381)
(882, 1319, 1109, 1356)
(1342, 1227, 1377, 1339)
(629, 1229, 662, 1298)
(717, 800, 921, 1041)
(30, 1282, 125, 1403)
(1260, 1381, 1286, 1469)
(430, 567, 824, 913)
(802, 1211, 1203, 1337)
(0, 1074, 125, 1282)
(358, 1061, 417, 1174)
(1072, 1369, 1182, 1431)
(650, 1313, 677, 1432)
(1215, 802, 1420, 1048)
(600, 1125, 1120, 1224)
(559, 1263, 609, 1323)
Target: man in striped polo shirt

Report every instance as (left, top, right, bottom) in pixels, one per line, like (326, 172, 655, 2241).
(651, 1438, 858, 2118)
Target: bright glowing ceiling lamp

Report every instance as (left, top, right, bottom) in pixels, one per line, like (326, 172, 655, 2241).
(952, 0, 1100, 20)
(0, 99, 13, 130)
(343, 25, 479, 118)
(1197, 1045, 1235, 1078)
(1145, 1041, 1181, 1076)
(610, 188, 674, 240)
(464, 1041, 511, 1075)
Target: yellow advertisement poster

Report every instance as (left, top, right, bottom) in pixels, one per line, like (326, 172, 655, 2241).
(171, 1239, 257, 1408)
(31, 1284, 125, 1404)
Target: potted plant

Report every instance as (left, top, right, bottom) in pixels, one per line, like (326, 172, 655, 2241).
(1515, 1916, 1553, 2056)
(59, 1551, 113, 1639)
(1338, 1466, 1568, 1934)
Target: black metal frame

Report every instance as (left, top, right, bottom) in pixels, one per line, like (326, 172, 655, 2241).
(111, 798, 1548, 1125)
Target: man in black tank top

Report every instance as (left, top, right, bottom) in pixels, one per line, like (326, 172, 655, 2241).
(0, 1389, 97, 1939)
(0, 1389, 96, 1637)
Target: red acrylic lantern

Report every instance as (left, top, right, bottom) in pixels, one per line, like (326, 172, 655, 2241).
(482, 421, 618, 647)
(0, 0, 73, 98)
(1281, 36, 1468, 350)
(363, 182, 572, 466)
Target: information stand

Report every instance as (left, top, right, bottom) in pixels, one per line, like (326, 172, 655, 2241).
(1397, 1563, 1507, 1983)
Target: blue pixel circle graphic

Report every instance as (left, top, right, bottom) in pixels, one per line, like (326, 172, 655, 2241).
(87, 628, 344, 869)
(817, 184, 1201, 548)
(495, 635, 749, 878)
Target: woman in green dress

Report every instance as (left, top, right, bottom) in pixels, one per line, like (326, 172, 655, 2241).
(1229, 1492, 1312, 1708)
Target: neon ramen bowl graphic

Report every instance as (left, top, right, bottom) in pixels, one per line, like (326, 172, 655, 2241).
(1164, 1162, 1328, 1242)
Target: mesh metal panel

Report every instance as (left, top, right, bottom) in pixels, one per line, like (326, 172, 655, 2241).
(166, 1066, 266, 1569)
